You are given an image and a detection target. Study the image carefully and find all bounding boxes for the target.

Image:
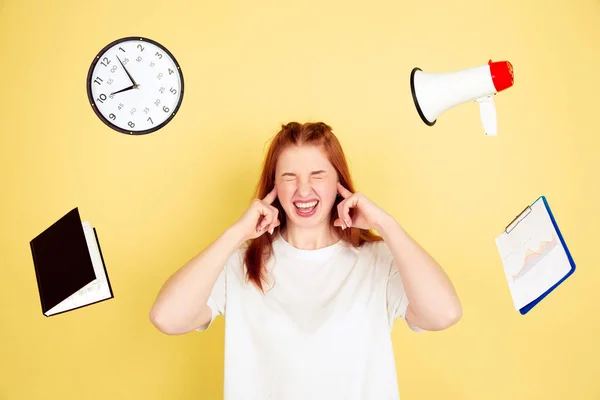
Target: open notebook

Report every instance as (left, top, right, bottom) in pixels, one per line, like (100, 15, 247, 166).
(30, 207, 114, 316)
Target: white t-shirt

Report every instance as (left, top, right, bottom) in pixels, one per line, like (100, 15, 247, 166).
(197, 232, 424, 400)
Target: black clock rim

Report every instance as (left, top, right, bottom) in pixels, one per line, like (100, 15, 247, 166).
(86, 36, 185, 136)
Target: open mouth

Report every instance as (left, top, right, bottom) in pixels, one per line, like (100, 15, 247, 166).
(293, 200, 319, 217)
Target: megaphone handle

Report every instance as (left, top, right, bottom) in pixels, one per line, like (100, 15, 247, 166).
(476, 95, 497, 136)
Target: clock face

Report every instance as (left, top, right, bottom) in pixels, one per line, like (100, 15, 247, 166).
(86, 37, 184, 135)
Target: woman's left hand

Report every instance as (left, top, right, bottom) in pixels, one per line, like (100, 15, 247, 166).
(333, 182, 390, 231)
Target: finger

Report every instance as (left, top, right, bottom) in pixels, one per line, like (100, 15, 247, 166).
(267, 207, 280, 233)
(253, 198, 267, 216)
(269, 219, 281, 235)
(255, 206, 269, 229)
(256, 223, 269, 234)
(341, 195, 357, 227)
(337, 181, 353, 199)
(257, 208, 275, 231)
(262, 186, 278, 204)
(259, 204, 281, 231)
(336, 201, 347, 229)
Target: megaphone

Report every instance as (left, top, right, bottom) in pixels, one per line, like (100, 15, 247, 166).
(410, 60, 514, 136)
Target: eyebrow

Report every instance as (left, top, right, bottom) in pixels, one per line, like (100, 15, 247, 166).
(281, 170, 327, 177)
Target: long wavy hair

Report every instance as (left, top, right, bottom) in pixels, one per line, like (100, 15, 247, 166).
(244, 121, 383, 292)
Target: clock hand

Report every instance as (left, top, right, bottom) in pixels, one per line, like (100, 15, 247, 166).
(110, 84, 139, 96)
(116, 55, 138, 86)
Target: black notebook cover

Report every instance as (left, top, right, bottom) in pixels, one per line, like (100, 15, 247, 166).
(30, 207, 98, 314)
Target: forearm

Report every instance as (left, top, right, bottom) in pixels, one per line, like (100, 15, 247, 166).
(149, 225, 245, 333)
(375, 214, 462, 329)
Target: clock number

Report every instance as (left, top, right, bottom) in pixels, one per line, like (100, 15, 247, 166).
(143, 107, 150, 114)
(100, 57, 111, 67)
(118, 103, 124, 110)
(137, 44, 145, 52)
(94, 77, 103, 85)
(109, 113, 116, 121)
(107, 78, 114, 85)
(149, 61, 155, 67)
(128, 121, 135, 128)
(168, 68, 174, 75)
(157, 72, 163, 80)
(163, 106, 170, 113)
(155, 52, 162, 59)
(96, 93, 107, 103)
(122, 57, 129, 65)
(136, 56, 142, 62)
(159, 86, 165, 94)
(154, 99, 161, 106)
(119, 47, 126, 52)
(110, 65, 117, 73)
(147, 117, 153, 124)
(170, 87, 177, 95)
(130, 108, 136, 115)
(109, 93, 115, 100)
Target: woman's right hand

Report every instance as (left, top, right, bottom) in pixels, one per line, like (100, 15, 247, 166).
(233, 186, 280, 242)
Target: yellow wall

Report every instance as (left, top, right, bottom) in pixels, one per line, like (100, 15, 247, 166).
(1, 0, 598, 398)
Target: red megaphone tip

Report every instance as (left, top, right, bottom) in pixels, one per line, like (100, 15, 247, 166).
(488, 60, 514, 92)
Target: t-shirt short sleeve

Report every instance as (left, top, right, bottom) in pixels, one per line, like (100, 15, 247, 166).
(378, 243, 425, 333)
(195, 256, 229, 332)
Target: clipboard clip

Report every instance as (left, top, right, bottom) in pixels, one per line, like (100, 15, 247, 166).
(505, 205, 532, 234)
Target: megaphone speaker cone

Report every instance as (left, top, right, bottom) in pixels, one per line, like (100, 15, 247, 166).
(410, 67, 436, 126)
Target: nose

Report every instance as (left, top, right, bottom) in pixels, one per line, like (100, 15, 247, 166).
(297, 179, 313, 197)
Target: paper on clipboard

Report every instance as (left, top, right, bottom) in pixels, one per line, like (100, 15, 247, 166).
(494, 196, 575, 314)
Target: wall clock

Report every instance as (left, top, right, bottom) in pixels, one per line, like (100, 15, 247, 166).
(86, 37, 184, 135)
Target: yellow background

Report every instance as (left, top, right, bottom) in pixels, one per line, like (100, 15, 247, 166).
(1, 0, 598, 398)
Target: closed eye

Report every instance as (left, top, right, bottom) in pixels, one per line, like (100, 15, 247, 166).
(281, 170, 327, 180)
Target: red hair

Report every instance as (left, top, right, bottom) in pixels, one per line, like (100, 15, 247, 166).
(244, 122, 383, 292)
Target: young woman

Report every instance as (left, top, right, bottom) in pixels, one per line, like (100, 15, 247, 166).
(149, 121, 462, 400)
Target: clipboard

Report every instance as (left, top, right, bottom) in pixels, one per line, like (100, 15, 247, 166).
(495, 196, 576, 315)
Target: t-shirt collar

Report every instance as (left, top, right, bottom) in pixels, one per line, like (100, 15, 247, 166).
(273, 232, 345, 261)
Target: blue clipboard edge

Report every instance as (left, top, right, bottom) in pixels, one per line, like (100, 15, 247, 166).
(518, 195, 576, 315)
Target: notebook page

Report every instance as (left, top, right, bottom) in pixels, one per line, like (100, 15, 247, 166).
(80, 222, 112, 302)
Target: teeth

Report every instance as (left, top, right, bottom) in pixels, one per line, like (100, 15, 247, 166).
(295, 200, 318, 209)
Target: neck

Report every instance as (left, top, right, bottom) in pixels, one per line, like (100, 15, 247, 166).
(281, 221, 340, 250)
